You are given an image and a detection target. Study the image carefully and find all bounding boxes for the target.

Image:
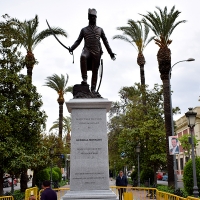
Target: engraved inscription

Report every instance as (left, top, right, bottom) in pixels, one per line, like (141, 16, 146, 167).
(72, 172, 107, 185)
(76, 117, 102, 125)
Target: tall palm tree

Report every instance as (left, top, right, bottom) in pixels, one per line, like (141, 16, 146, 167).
(113, 20, 154, 86)
(10, 15, 67, 82)
(44, 74, 72, 139)
(49, 116, 71, 145)
(140, 6, 186, 187)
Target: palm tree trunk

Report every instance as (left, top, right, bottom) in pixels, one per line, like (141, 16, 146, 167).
(139, 64, 145, 86)
(58, 101, 64, 139)
(27, 66, 33, 83)
(137, 53, 147, 109)
(25, 51, 35, 83)
(162, 79, 174, 187)
(157, 46, 174, 187)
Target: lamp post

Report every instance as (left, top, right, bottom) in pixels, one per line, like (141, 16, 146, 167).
(66, 154, 70, 183)
(136, 145, 140, 187)
(169, 58, 195, 189)
(114, 161, 116, 179)
(49, 147, 54, 188)
(185, 108, 199, 197)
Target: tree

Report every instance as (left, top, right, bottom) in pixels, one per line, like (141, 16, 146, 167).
(49, 116, 71, 145)
(44, 74, 72, 139)
(113, 20, 154, 86)
(108, 84, 175, 183)
(140, 5, 186, 187)
(183, 157, 200, 195)
(7, 14, 68, 82)
(178, 134, 199, 158)
(0, 16, 47, 193)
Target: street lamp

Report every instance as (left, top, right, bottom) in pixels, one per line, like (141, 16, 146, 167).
(49, 147, 54, 188)
(185, 108, 199, 197)
(66, 154, 70, 183)
(136, 145, 140, 187)
(169, 58, 195, 189)
(114, 161, 116, 179)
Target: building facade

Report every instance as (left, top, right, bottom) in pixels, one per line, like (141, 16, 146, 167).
(175, 107, 200, 175)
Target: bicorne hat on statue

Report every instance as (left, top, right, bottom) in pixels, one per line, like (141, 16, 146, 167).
(88, 8, 97, 16)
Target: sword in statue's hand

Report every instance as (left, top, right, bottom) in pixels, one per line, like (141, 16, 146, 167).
(46, 19, 74, 63)
(97, 59, 103, 93)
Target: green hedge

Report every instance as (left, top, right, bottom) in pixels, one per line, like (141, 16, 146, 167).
(36, 168, 50, 182)
(183, 157, 200, 195)
(53, 167, 62, 182)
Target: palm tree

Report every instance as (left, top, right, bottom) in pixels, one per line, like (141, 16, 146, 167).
(44, 74, 72, 139)
(10, 15, 67, 82)
(49, 116, 71, 145)
(113, 20, 154, 86)
(140, 6, 186, 187)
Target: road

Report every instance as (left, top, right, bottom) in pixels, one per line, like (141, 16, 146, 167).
(157, 180, 184, 188)
(3, 180, 184, 194)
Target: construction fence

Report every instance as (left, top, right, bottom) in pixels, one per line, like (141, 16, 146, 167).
(1, 186, 200, 200)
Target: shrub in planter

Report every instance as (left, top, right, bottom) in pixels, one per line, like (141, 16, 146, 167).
(131, 170, 137, 181)
(183, 157, 200, 195)
(51, 170, 59, 182)
(53, 167, 62, 182)
(140, 168, 154, 185)
(36, 168, 50, 182)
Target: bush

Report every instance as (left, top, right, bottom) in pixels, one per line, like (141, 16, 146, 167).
(51, 169, 59, 182)
(183, 157, 200, 195)
(127, 178, 133, 185)
(140, 168, 154, 185)
(131, 170, 137, 181)
(53, 167, 62, 182)
(156, 185, 174, 193)
(157, 185, 188, 198)
(3, 190, 25, 200)
(36, 168, 50, 182)
(12, 190, 25, 200)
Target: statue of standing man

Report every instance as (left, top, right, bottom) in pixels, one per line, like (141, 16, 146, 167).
(69, 8, 116, 97)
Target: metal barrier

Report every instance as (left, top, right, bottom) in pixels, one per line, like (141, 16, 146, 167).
(156, 190, 186, 200)
(21, 185, 200, 200)
(186, 197, 200, 200)
(0, 197, 14, 200)
(110, 186, 157, 200)
(25, 186, 38, 200)
(110, 186, 200, 200)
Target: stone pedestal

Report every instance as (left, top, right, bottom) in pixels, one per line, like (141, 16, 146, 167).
(62, 99, 116, 200)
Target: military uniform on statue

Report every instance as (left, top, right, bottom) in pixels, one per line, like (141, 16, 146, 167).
(69, 8, 116, 98)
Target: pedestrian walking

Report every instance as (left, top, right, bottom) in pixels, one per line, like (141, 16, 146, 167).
(41, 180, 57, 200)
(116, 171, 128, 200)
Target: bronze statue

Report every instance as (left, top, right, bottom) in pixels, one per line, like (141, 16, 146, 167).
(69, 8, 116, 96)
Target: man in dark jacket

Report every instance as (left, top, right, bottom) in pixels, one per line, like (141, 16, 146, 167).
(116, 171, 128, 200)
(69, 8, 116, 94)
(41, 180, 57, 200)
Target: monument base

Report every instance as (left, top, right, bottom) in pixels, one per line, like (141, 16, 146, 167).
(61, 189, 117, 200)
(64, 99, 116, 200)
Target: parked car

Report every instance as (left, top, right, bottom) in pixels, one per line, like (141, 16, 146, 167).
(162, 174, 168, 181)
(156, 172, 163, 180)
(7, 178, 17, 186)
(3, 178, 9, 188)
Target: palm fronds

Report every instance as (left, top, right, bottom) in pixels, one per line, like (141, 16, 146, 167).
(113, 20, 154, 53)
(140, 5, 186, 47)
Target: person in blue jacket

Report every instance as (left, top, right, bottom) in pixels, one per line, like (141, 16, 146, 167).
(41, 180, 57, 200)
(116, 171, 128, 200)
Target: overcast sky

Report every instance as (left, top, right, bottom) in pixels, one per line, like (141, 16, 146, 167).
(1, 0, 200, 135)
